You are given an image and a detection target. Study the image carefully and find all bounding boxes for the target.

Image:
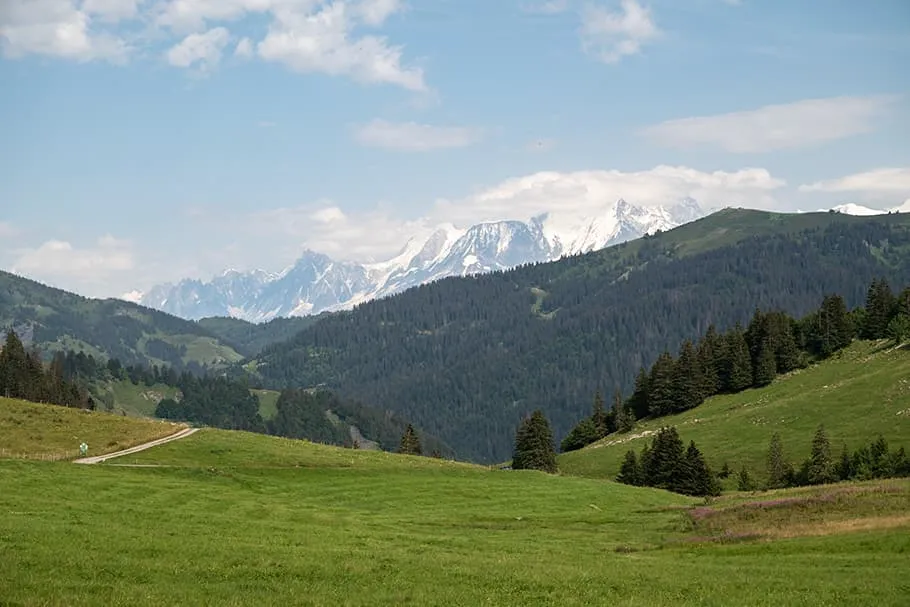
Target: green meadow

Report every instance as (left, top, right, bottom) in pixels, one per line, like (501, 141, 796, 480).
(1, 422, 909, 606)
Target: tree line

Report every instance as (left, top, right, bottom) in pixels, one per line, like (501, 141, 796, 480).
(0, 331, 94, 409)
(561, 278, 909, 453)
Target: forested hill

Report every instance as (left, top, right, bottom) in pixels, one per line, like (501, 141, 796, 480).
(253, 209, 910, 463)
(0, 270, 243, 370)
(196, 315, 325, 357)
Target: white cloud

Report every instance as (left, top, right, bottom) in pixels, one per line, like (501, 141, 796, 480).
(356, 0, 402, 26)
(229, 165, 787, 266)
(354, 120, 484, 151)
(0, 221, 19, 238)
(524, 0, 570, 14)
(11, 235, 135, 296)
(257, 1, 426, 91)
(798, 167, 910, 194)
(154, 0, 286, 33)
(82, 0, 142, 22)
(0, 0, 130, 61)
(234, 36, 253, 57)
(580, 0, 660, 64)
(166, 26, 231, 70)
(642, 95, 897, 153)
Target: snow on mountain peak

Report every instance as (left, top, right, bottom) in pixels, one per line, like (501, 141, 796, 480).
(138, 198, 708, 321)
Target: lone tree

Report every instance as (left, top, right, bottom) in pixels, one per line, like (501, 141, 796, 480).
(807, 424, 835, 485)
(399, 424, 422, 455)
(512, 410, 557, 473)
(766, 432, 788, 489)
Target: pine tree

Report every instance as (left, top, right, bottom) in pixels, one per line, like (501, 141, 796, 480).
(648, 352, 676, 417)
(560, 418, 599, 453)
(591, 390, 608, 438)
(862, 278, 896, 339)
(617, 449, 642, 486)
(615, 404, 635, 433)
(642, 426, 685, 491)
(806, 424, 835, 485)
(399, 423, 422, 455)
(836, 443, 853, 481)
(721, 326, 752, 393)
(511, 410, 557, 473)
(627, 367, 650, 419)
(671, 340, 703, 412)
(736, 466, 755, 491)
(752, 338, 777, 388)
(696, 325, 722, 399)
(678, 441, 719, 496)
(808, 295, 854, 357)
(766, 432, 788, 489)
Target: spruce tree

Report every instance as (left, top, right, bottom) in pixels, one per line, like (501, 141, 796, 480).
(511, 410, 557, 473)
(627, 367, 650, 419)
(679, 441, 719, 496)
(399, 424, 422, 455)
(862, 278, 896, 340)
(671, 340, 703, 412)
(648, 352, 676, 417)
(697, 326, 722, 399)
(836, 443, 853, 481)
(766, 432, 788, 489)
(806, 424, 835, 485)
(560, 418, 599, 453)
(736, 466, 755, 491)
(615, 404, 635, 433)
(617, 449, 642, 486)
(643, 426, 685, 491)
(752, 338, 777, 388)
(721, 326, 752, 393)
(887, 314, 910, 345)
(591, 390, 608, 438)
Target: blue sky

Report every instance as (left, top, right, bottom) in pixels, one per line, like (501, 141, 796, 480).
(1, 0, 909, 297)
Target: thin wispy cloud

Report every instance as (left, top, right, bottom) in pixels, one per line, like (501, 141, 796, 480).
(354, 120, 484, 151)
(641, 95, 898, 153)
(580, 0, 660, 64)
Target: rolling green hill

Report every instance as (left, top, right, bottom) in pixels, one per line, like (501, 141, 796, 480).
(0, 270, 244, 369)
(558, 341, 910, 484)
(253, 210, 910, 462)
(0, 396, 185, 460)
(1, 419, 908, 605)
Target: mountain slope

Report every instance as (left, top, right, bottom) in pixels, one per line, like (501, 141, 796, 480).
(138, 198, 705, 321)
(558, 341, 910, 484)
(0, 270, 243, 369)
(252, 210, 910, 462)
(196, 315, 325, 357)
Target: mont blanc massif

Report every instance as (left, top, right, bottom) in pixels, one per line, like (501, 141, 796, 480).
(134, 198, 708, 321)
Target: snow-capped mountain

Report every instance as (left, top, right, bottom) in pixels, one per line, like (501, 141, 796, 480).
(826, 200, 910, 216)
(134, 198, 707, 322)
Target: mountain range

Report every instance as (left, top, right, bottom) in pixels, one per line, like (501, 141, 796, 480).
(132, 198, 707, 321)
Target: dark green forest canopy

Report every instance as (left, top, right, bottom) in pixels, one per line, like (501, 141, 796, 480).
(196, 315, 326, 358)
(253, 210, 910, 463)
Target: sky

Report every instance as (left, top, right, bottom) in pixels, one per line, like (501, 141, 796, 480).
(1, 0, 909, 298)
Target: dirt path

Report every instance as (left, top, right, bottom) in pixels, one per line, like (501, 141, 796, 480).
(73, 427, 199, 464)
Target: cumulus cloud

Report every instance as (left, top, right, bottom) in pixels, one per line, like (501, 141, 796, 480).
(0, 0, 131, 61)
(257, 2, 426, 91)
(798, 167, 910, 194)
(166, 26, 231, 70)
(523, 0, 570, 14)
(642, 95, 897, 153)
(3, 1, 425, 90)
(354, 120, 484, 151)
(580, 0, 660, 64)
(10, 235, 135, 296)
(229, 165, 787, 266)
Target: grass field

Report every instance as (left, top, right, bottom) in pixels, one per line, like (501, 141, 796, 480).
(0, 397, 185, 460)
(559, 341, 910, 485)
(253, 389, 280, 420)
(2, 424, 909, 605)
(106, 380, 181, 417)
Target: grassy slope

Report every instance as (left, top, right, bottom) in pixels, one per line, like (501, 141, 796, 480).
(1, 428, 908, 605)
(105, 380, 182, 417)
(559, 341, 910, 484)
(0, 270, 242, 368)
(0, 397, 185, 460)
